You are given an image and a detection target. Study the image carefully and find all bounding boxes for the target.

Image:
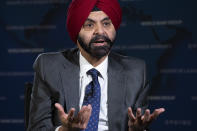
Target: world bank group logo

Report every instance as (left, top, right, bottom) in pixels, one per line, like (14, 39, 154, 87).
(165, 120, 191, 126)
(121, 4, 190, 45)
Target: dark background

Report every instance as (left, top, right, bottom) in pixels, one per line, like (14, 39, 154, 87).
(0, 0, 196, 130)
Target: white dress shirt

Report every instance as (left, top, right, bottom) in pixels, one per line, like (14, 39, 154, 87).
(79, 52, 108, 131)
(56, 52, 109, 131)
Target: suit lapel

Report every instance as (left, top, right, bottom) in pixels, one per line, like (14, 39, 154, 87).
(108, 53, 126, 130)
(60, 49, 80, 114)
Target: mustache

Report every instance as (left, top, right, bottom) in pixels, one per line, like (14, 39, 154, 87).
(90, 35, 112, 44)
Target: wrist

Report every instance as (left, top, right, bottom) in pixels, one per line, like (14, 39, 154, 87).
(59, 126, 70, 131)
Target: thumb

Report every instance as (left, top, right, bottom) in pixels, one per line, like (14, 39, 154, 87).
(55, 103, 67, 118)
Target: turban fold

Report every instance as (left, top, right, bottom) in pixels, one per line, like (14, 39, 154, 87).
(66, 0, 122, 43)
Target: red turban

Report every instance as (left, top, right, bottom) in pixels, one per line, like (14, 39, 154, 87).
(66, 0, 122, 43)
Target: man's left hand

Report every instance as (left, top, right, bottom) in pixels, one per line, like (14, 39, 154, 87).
(128, 107, 165, 131)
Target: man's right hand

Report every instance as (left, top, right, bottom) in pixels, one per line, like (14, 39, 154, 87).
(55, 103, 92, 131)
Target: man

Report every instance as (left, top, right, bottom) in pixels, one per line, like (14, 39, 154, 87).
(27, 0, 165, 131)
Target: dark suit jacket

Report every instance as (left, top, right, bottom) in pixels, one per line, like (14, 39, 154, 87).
(27, 48, 149, 131)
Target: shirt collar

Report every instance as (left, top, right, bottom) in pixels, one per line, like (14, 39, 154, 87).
(79, 52, 108, 78)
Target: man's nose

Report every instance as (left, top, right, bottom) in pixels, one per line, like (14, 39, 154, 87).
(94, 24, 105, 35)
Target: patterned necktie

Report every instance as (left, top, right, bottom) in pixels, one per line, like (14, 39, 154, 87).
(82, 68, 101, 131)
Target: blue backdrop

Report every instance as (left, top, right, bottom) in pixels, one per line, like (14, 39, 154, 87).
(0, 0, 196, 130)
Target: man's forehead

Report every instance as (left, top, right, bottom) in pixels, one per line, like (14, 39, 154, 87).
(87, 11, 110, 21)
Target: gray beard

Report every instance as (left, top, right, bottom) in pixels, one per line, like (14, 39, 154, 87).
(77, 35, 114, 59)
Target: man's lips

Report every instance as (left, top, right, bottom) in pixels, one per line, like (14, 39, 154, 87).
(92, 41, 107, 46)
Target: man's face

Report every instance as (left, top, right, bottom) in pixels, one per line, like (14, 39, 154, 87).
(77, 11, 116, 59)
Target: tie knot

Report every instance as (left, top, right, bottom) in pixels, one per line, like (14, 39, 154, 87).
(87, 68, 99, 79)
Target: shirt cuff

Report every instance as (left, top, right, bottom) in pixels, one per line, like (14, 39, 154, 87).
(55, 126, 61, 131)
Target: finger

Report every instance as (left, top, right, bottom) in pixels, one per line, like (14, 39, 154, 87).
(143, 109, 150, 122)
(75, 105, 88, 124)
(128, 107, 136, 122)
(136, 108, 142, 123)
(55, 103, 64, 114)
(55, 103, 70, 126)
(67, 108, 75, 122)
(55, 103, 67, 118)
(81, 104, 92, 129)
(72, 105, 91, 129)
(82, 104, 92, 126)
(150, 108, 165, 121)
(81, 105, 92, 124)
(86, 104, 92, 120)
(78, 106, 87, 123)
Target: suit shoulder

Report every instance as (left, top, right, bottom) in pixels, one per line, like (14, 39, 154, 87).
(36, 51, 64, 60)
(110, 51, 146, 69)
(34, 51, 62, 66)
(33, 48, 78, 70)
(34, 48, 77, 64)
